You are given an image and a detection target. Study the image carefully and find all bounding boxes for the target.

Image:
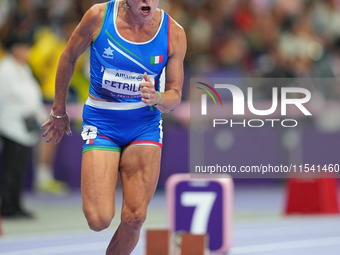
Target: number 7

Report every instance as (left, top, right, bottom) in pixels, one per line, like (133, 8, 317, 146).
(181, 192, 217, 234)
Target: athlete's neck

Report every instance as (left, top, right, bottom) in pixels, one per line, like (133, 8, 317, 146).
(119, 1, 157, 29)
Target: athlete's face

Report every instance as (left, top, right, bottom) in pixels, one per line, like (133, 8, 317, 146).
(126, 0, 159, 20)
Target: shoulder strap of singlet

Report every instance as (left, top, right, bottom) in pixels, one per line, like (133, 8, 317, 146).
(167, 14, 171, 55)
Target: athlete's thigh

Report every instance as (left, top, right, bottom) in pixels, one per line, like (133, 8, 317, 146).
(119, 145, 161, 213)
(81, 150, 120, 217)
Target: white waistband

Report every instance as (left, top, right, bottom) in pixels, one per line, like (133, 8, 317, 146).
(85, 97, 147, 110)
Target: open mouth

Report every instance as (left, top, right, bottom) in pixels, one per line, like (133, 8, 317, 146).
(141, 6, 151, 14)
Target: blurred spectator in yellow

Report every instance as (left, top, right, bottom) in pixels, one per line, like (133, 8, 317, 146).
(0, 29, 46, 218)
(29, 5, 90, 104)
(28, 1, 92, 194)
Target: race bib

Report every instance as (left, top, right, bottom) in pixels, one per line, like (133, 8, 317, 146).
(102, 69, 155, 99)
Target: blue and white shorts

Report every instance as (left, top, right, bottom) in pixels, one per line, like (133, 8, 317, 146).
(81, 97, 163, 153)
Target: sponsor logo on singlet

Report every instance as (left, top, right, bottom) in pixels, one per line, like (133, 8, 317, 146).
(102, 68, 155, 99)
(115, 72, 144, 82)
(103, 46, 114, 59)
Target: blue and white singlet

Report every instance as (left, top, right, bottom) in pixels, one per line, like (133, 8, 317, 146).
(89, 0, 169, 103)
(81, 0, 170, 152)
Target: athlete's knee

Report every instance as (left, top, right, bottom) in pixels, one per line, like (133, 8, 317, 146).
(83, 205, 115, 232)
(85, 212, 114, 232)
(121, 208, 146, 230)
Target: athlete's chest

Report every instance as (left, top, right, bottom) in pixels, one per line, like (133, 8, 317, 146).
(91, 6, 168, 75)
(115, 12, 162, 43)
(115, 24, 159, 43)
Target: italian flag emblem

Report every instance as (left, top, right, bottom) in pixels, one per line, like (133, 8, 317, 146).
(150, 55, 163, 65)
(86, 139, 94, 145)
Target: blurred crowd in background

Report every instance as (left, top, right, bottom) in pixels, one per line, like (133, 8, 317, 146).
(2, 0, 340, 99)
(0, 0, 339, 141)
(163, 0, 340, 100)
(0, 0, 97, 104)
(170, 0, 340, 79)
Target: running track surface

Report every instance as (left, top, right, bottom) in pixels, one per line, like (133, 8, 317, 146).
(1, 185, 340, 255)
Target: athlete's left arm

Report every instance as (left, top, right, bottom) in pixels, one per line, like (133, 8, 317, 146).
(142, 19, 187, 112)
(158, 19, 186, 113)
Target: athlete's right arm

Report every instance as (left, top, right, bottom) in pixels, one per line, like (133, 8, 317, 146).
(41, 4, 106, 144)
